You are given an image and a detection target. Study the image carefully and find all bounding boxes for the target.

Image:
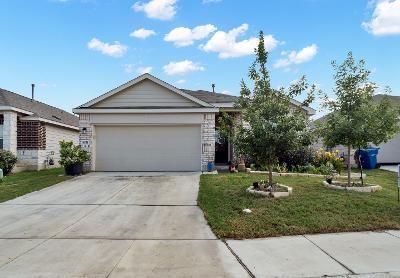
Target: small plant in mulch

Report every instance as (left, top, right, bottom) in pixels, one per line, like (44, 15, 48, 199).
(329, 180, 369, 188)
(253, 180, 289, 193)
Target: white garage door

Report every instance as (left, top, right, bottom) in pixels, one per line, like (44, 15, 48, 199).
(95, 125, 201, 171)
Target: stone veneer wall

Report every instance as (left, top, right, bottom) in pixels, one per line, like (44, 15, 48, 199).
(78, 114, 93, 171)
(2, 111, 18, 154)
(201, 113, 215, 171)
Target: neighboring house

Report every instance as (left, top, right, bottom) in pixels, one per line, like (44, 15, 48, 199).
(73, 74, 315, 172)
(313, 94, 400, 165)
(0, 88, 79, 172)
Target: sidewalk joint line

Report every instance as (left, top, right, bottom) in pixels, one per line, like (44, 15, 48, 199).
(303, 235, 356, 275)
(222, 239, 256, 278)
(384, 230, 400, 239)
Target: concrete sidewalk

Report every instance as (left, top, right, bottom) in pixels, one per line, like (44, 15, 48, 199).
(227, 230, 400, 277)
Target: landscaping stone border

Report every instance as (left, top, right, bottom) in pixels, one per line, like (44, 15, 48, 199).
(249, 170, 365, 179)
(202, 170, 218, 175)
(322, 181, 382, 193)
(246, 184, 293, 198)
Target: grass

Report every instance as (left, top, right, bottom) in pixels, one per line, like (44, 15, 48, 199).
(198, 169, 400, 239)
(0, 168, 72, 203)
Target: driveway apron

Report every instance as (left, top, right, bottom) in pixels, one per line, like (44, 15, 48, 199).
(0, 172, 248, 277)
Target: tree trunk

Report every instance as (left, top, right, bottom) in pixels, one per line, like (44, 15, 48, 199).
(358, 148, 364, 186)
(268, 164, 273, 189)
(347, 145, 351, 189)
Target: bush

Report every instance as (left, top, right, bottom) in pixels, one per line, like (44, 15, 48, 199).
(59, 141, 90, 167)
(277, 146, 315, 171)
(0, 150, 18, 175)
(315, 149, 344, 173)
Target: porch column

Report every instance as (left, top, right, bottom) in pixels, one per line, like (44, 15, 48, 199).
(201, 113, 215, 171)
(2, 111, 18, 154)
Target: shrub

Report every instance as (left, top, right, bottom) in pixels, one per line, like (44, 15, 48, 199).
(277, 146, 315, 171)
(59, 141, 90, 167)
(0, 150, 18, 175)
(315, 149, 344, 174)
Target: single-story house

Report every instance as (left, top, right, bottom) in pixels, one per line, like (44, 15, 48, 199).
(73, 74, 315, 172)
(0, 87, 79, 172)
(313, 94, 400, 165)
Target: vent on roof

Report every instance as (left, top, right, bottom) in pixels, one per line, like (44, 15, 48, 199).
(52, 115, 61, 121)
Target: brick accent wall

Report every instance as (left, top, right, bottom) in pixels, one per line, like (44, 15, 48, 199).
(78, 114, 93, 171)
(17, 121, 46, 150)
(201, 113, 215, 171)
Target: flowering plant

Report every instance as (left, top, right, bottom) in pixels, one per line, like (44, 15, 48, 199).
(315, 149, 344, 174)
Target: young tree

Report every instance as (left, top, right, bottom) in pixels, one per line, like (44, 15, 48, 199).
(318, 52, 400, 187)
(220, 31, 316, 188)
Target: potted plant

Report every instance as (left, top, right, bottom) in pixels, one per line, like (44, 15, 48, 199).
(59, 140, 90, 176)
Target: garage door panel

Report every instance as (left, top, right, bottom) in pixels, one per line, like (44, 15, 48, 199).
(95, 126, 201, 171)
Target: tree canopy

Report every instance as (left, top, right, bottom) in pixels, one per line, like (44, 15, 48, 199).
(221, 31, 317, 186)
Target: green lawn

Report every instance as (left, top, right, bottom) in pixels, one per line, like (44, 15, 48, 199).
(198, 169, 400, 239)
(0, 168, 72, 203)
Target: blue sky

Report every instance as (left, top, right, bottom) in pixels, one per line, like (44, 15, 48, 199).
(1, 0, 399, 118)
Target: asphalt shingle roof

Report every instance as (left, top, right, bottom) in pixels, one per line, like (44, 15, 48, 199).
(181, 89, 238, 103)
(313, 94, 400, 125)
(0, 88, 79, 127)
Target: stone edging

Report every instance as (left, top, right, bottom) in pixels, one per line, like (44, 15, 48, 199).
(322, 181, 382, 193)
(249, 170, 365, 179)
(246, 184, 293, 198)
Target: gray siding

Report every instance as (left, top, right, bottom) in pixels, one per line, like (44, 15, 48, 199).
(375, 133, 400, 164)
(93, 79, 200, 108)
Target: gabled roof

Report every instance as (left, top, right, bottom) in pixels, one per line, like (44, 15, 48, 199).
(0, 88, 79, 128)
(77, 73, 213, 109)
(74, 73, 316, 115)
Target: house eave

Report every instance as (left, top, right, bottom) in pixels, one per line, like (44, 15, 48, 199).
(72, 108, 219, 114)
(0, 106, 34, 116)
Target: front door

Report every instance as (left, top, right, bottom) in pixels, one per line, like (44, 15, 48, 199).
(215, 131, 229, 164)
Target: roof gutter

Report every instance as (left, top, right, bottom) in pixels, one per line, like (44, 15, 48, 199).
(73, 108, 219, 114)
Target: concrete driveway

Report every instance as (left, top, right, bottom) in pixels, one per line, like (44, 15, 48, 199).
(0, 172, 249, 277)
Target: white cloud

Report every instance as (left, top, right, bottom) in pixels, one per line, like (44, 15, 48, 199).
(124, 64, 134, 73)
(175, 79, 186, 84)
(124, 64, 153, 74)
(137, 66, 153, 74)
(133, 0, 177, 20)
(130, 28, 156, 39)
(163, 60, 204, 75)
(38, 83, 57, 88)
(362, 0, 400, 36)
(87, 38, 128, 57)
(273, 44, 318, 69)
(221, 90, 231, 95)
(164, 24, 217, 47)
(200, 24, 278, 59)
